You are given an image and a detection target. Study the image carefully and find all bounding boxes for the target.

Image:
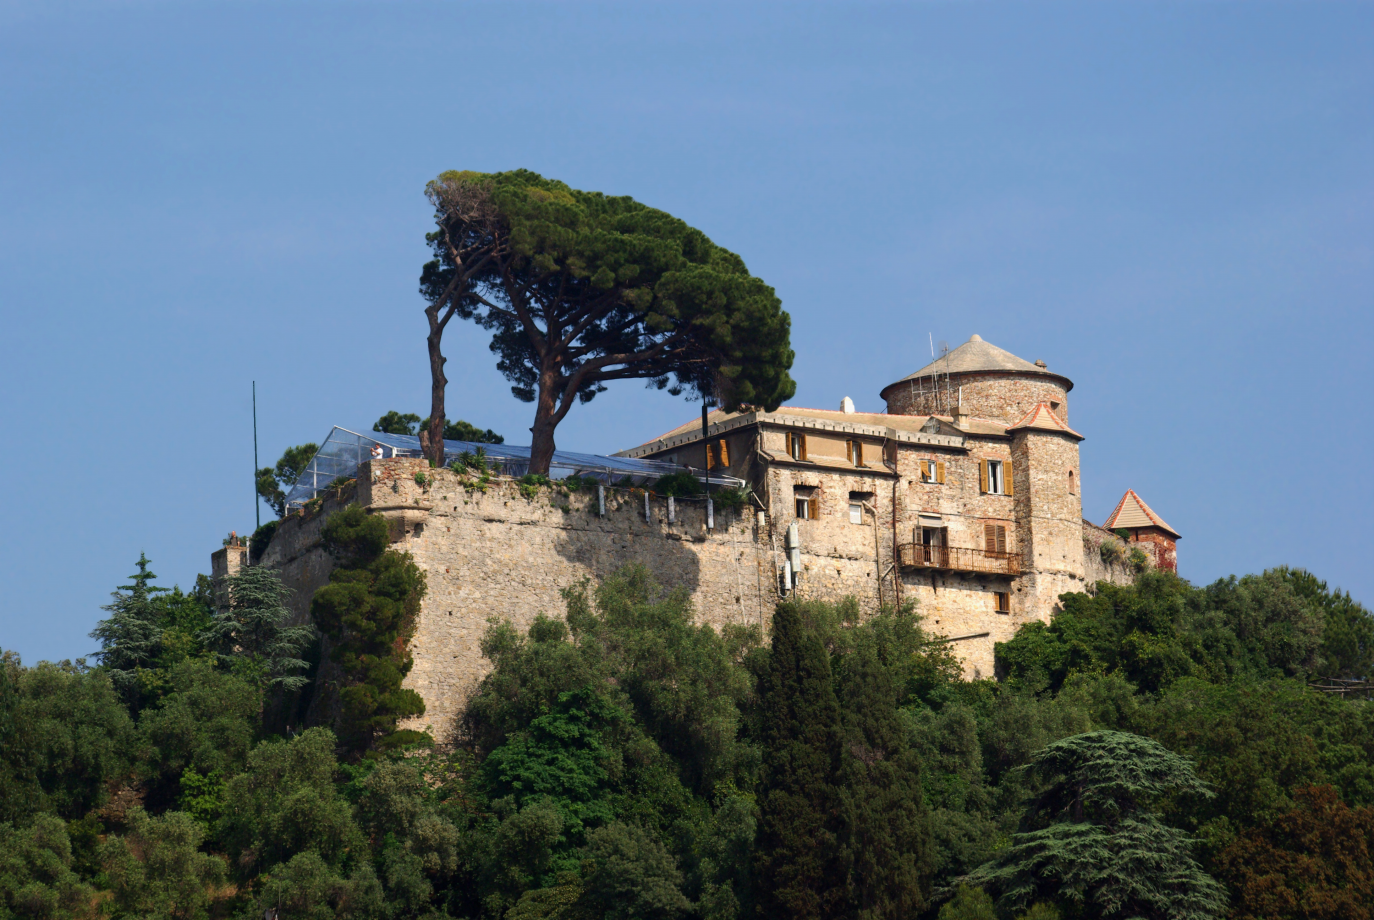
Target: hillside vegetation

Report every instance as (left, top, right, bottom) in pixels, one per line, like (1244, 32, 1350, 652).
(1, 547, 1371, 919)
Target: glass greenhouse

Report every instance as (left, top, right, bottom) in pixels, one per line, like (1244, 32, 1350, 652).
(283, 426, 744, 510)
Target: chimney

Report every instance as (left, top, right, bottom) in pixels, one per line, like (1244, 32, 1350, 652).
(950, 404, 972, 430)
(1034, 360, 1047, 368)
(840, 396, 856, 414)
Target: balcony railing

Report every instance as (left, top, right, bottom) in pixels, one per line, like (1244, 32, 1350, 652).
(898, 543, 1021, 576)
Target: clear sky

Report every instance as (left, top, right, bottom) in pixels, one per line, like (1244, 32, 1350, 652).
(2, 1, 1370, 664)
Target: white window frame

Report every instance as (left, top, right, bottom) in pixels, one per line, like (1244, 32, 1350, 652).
(849, 501, 863, 524)
(987, 460, 1005, 495)
(795, 496, 811, 519)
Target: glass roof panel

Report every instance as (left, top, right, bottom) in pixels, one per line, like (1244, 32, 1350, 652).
(283, 426, 742, 509)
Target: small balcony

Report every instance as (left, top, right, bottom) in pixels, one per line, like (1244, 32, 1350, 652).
(898, 543, 1021, 576)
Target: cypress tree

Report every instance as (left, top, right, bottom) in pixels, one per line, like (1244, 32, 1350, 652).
(310, 504, 428, 752)
(837, 635, 935, 919)
(755, 602, 846, 920)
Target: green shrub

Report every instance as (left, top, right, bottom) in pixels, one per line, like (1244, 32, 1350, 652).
(651, 472, 702, 497)
(1128, 547, 1149, 572)
(1099, 540, 1123, 565)
(519, 473, 551, 500)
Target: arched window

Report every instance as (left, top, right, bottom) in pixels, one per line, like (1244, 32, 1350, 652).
(1068, 470, 1076, 494)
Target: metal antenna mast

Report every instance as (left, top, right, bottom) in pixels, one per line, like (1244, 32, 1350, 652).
(253, 381, 260, 531)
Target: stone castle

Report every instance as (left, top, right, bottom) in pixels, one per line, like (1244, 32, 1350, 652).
(213, 334, 1179, 740)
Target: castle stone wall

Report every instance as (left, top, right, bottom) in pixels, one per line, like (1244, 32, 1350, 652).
(884, 372, 1070, 425)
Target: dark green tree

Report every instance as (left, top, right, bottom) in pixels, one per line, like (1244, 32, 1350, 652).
(90, 553, 168, 701)
(310, 505, 427, 752)
(256, 442, 319, 517)
(419, 169, 795, 471)
(0, 815, 95, 919)
(375, 411, 505, 445)
(754, 602, 846, 920)
(98, 806, 227, 920)
(577, 822, 692, 920)
(836, 635, 935, 918)
(0, 658, 135, 820)
(202, 565, 314, 693)
(372, 411, 423, 436)
(961, 730, 1227, 919)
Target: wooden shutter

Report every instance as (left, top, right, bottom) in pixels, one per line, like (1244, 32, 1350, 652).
(799, 434, 808, 461)
(919, 460, 929, 480)
(809, 495, 819, 520)
(985, 523, 997, 552)
(706, 443, 717, 468)
(996, 525, 1007, 554)
(979, 460, 989, 493)
(717, 439, 729, 468)
(936, 461, 945, 484)
(853, 441, 862, 466)
(1004, 460, 1014, 495)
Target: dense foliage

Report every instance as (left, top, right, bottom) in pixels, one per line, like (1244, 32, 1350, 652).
(1, 557, 1369, 919)
(373, 411, 504, 445)
(256, 442, 319, 518)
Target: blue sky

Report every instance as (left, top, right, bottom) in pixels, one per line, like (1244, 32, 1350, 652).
(2, 1, 1370, 664)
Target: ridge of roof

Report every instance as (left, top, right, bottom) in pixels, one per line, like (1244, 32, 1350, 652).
(639, 405, 1011, 447)
(1103, 489, 1180, 539)
(1006, 403, 1084, 440)
(884, 334, 1072, 390)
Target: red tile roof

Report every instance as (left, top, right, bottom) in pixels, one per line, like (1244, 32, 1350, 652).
(1006, 403, 1084, 440)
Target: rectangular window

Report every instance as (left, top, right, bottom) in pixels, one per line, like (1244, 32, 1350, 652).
(995, 591, 1011, 614)
(984, 523, 1008, 554)
(786, 432, 807, 461)
(794, 487, 819, 520)
(920, 460, 946, 484)
(846, 439, 864, 466)
(796, 497, 811, 519)
(981, 459, 1012, 495)
(706, 438, 730, 470)
(847, 491, 873, 524)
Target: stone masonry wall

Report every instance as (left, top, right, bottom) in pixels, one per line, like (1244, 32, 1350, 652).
(252, 453, 1149, 740)
(884, 372, 1070, 425)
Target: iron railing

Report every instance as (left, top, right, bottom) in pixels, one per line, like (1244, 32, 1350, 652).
(898, 543, 1021, 576)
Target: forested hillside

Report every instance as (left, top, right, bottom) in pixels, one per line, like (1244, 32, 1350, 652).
(2, 529, 1371, 919)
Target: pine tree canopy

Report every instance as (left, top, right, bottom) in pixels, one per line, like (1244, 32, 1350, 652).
(418, 168, 795, 471)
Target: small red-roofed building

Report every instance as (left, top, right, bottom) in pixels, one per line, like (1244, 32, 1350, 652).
(1103, 489, 1180, 572)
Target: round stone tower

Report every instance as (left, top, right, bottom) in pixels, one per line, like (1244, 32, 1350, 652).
(880, 334, 1074, 425)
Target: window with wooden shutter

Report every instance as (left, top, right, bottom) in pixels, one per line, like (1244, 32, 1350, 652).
(718, 439, 729, 467)
(786, 432, 807, 461)
(1004, 460, 1015, 496)
(919, 460, 931, 482)
(994, 591, 1010, 614)
(847, 439, 863, 466)
(979, 460, 989, 493)
(706, 442, 717, 469)
(985, 523, 1007, 554)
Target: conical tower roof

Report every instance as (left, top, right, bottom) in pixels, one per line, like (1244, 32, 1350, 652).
(1104, 489, 1180, 539)
(892, 334, 1069, 385)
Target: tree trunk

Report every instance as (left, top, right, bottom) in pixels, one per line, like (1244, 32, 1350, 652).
(425, 318, 447, 467)
(528, 368, 561, 475)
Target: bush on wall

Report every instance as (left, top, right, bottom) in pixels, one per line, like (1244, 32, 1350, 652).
(310, 504, 428, 754)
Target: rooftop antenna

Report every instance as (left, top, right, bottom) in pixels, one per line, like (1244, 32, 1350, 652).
(252, 381, 260, 532)
(929, 332, 935, 359)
